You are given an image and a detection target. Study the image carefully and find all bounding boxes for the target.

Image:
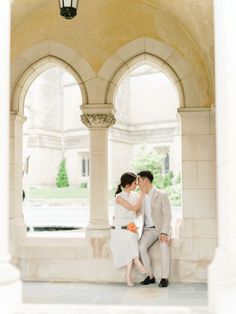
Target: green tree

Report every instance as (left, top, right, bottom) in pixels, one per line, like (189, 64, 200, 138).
(131, 145, 165, 188)
(56, 158, 69, 188)
(131, 145, 181, 205)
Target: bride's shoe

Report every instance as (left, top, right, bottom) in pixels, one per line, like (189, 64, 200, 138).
(126, 275, 134, 287)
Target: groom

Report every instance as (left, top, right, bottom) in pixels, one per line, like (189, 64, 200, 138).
(137, 170, 172, 287)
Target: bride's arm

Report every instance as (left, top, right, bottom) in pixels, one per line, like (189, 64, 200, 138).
(116, 192, 145, 212)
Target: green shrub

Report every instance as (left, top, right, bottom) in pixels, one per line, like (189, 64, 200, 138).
(131, 145, 163, 188)
(131, 145, 181, 206)
(56, 159, 69, 188)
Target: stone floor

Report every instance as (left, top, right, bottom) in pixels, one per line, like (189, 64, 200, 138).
(22, 282, 208, 306)
(16, 305, 211, 314)
(8, 282, 212, 314)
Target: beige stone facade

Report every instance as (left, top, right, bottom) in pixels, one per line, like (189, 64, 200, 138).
(10, 0, 215, 279)
(10, 7, 216, 281)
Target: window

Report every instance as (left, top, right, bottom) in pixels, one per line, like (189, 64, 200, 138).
(81, 153, 89, 177)
(164, 152, 170, 174)
(155, 146, 170, 174)
(23, 155, 31, 174)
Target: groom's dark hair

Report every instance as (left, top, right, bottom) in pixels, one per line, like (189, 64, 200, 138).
(137, 170, 154, 183)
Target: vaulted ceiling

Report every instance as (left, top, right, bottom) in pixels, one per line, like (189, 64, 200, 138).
(11, 0, 214, 105)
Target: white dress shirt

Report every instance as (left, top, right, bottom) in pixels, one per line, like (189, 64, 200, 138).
(144, 186, 156, 227)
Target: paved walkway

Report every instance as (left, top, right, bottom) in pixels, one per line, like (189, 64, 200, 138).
(23, 282, 207, 306)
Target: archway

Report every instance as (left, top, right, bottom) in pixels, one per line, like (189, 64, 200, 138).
(11, 39, 215, 284)
(105, 53, 184, 109)
(109, 61, 182, 238)
(10, 56, 90, 250)
(100, 39, 216, 282)
(12, 55, 88, 114)
(22, 66, 91, 234)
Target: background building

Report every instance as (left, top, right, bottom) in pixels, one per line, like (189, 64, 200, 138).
(23, 65, 181, 190)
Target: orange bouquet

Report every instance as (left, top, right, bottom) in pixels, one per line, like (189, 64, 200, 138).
(127, 223, 138, 233)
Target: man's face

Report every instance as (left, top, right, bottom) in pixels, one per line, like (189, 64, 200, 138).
(138, 176, 147, 188)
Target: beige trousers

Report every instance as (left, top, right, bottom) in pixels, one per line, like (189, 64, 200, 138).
(139, 228, 170, 279)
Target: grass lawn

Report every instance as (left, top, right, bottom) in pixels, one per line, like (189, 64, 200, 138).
(25, 187, 115, 199)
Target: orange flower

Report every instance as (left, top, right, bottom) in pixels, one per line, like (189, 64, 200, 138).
(127, 223, 137, 233)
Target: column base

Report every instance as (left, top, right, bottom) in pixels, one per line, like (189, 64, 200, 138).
(0, 257, 22, 312)
(86, 220, 111, 237)
(208, 246, 236, 313)
(10, 217, 27, 261)
(10, 217, 27, 239)
(86, 229, 111, 238)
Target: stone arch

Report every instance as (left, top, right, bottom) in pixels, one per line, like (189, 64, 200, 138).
(100, 38, 186, 243)
(10, 44, 95, 247)
(98, 38, 202, 108)
(11, 40, 96, 114)
(12, 55, 88, 114)
(105, 52, 184, 108)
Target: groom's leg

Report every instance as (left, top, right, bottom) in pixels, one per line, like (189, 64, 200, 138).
(139, 229, 158, 275)
(160, 241, 170, 278)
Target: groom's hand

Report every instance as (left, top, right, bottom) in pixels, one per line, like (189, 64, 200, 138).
(159, 233, 169, 244)
(140, 185, 146, 193)
(138, 181, 147, 193)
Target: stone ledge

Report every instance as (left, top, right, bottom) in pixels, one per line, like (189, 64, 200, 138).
(16, 236, 214, 283)
(18, 236, 180, 259)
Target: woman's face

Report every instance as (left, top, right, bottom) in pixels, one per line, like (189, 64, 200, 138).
(129, 180, 137, 191)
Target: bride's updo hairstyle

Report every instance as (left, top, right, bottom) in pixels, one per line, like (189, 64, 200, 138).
(115, 172, 137, 196)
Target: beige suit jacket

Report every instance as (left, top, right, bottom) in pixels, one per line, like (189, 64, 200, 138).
(139, 187, 172, 236)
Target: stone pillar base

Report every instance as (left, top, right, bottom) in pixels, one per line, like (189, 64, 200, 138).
(87, 220, 110, 229)
(0, 258, 22, 312)
(10, 218, 27, 262)
(86, 221, 111, 237)
(10, 217, 27, 240)
(85, 229, 111, 238)
(208, 247, 236, 313)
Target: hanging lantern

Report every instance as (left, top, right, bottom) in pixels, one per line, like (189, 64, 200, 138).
(58, 0, 79, 20)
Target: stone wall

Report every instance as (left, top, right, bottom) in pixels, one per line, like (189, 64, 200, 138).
(18, 235, 181, 283)
(178, 108, 216, 282)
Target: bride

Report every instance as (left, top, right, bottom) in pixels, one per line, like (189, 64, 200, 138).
(110, 172, 147, 286)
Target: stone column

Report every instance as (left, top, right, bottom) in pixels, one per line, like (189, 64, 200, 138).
(0, 0, 22, 312)
(208, 1, 236, 312)
(178, 108, 217, 282)
(10, 111, 27, 261)
(81, 112, 115, 236)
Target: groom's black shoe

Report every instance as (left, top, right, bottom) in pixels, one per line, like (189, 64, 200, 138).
(140, 276, 156, 285)
(158, 278, 169, 287)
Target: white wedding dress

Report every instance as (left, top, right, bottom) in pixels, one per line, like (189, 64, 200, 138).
(110, 191, 140, 268)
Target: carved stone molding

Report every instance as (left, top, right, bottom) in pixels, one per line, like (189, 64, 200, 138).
(81, 113, 116, 129)
(10, 111, 27, 124)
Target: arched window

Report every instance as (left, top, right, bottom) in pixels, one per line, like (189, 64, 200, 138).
(23, 67, 90, 234)
(109, 64, 182, 232)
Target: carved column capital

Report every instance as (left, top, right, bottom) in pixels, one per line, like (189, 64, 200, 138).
(81, 113, 116, 129)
